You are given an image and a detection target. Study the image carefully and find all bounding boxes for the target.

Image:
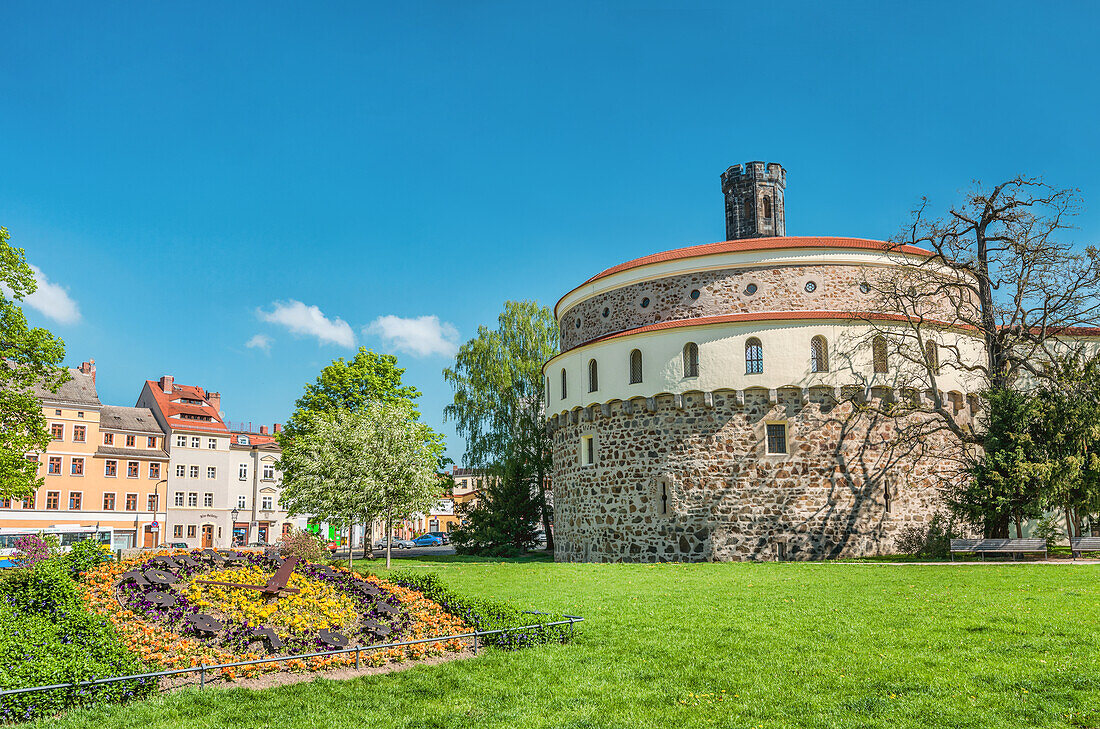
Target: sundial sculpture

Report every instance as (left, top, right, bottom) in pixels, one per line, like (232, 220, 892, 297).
(113, 550, 407, 654)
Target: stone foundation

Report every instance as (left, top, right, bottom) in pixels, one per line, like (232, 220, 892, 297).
(551, 389, 958, 562)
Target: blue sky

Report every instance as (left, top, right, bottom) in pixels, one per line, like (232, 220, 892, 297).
(2, 1, 1098, 462)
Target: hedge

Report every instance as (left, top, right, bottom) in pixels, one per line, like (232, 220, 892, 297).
(380, 569, 577, 649)
(0, 561, 156, 723)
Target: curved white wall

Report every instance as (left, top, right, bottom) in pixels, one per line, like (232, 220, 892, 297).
(544, 318, 984, 416)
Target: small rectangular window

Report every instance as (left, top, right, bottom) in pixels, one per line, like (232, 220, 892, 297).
(208, 438, 217, 450)
(124, 434, 135, 448)
(125, 493, 137, 511)
(581, 435, 596, 466)
(51, 423, 64, 440)
(71, 458, 84, 476)
(262, 496, 273, 510)
(104, 433, 114, 445)
(148, 436, 157, 448)
(766, 423, 788, 455)
(262, 465, 274, 480)
(148, 494, 158, 511)
(48, 456, 62, 474)
(46, 491, 60, 510)
(103, 493, 115, 510)
(149, 462, 160, 479)
(191, 437, 201, 449)
(207, 466, 216, 479)
(0, 498, 10, 509)
(127, 461, 139, 478)
(189, 465, 199, 479)
(73, 425, 86, 442)
(174, 492, 184, 507)
(237, 495, 247, 509)
(204, 493, 213, 507)
(187, 492, 198, 507)
(239, 464, 248, 481)
(69, 492, 82, 510)
(187, 525, 196, 538)
(176, 435, 187, 448)
(173, 525, 183, 538)
(105, 460, 118, 477)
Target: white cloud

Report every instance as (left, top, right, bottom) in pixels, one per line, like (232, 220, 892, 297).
(245, 333, 273, 353)
(23, 265, 81, 324)
(257, 300, 355, 348)
(366, 315, 459, 358)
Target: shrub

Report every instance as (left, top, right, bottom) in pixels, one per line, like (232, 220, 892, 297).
(11, 533, 59, 568)
(1032, 514, 1064, 551)
(277, 528, 330, 563)
(64, 539, 113, 580)
(894, 512, 956, 559)
(379, 569, 576, 650)
(0, 561, 155, 722)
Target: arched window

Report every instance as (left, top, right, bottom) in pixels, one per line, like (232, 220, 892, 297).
(810, 336, 829, 373)
(873, 336, 889, 373)
(683, 342, 699, 378)
(629, 349, 643, 384)
(925, 341, 939, 375)
(560, 368, 567, 399)
(588, 359, 599, 393)
(745, 338, 763, 374)
(762, 195, 772, 218)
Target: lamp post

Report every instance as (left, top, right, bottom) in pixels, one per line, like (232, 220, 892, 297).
(231, 508, 240, 546)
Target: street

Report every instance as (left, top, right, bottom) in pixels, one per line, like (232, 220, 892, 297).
(329, 544, 456, 560)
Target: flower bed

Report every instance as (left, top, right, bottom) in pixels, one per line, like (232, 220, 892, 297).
(80, 550, 469, 680)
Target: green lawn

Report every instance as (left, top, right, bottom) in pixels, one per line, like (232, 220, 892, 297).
(22, 557, 1100, 728)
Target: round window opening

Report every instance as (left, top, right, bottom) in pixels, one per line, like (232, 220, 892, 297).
(602, 307, 609, 318)
(574, 318, 581, 329)
(640, 297, 650, 308)
(745, 283, 758, 296)
(859, 283, 871, 294)
(804, 281, 817, 293)
(689, 289, 701, 300)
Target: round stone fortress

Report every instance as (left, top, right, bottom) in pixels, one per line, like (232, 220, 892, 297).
(545, 162, 977, 562)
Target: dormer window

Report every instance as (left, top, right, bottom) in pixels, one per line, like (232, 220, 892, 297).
(238, 435, 250, 445)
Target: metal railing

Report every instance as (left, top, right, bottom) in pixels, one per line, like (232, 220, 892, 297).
(0, 615, 583, 698)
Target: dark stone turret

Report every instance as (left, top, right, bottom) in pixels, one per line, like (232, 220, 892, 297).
(721, 161, 786, 240)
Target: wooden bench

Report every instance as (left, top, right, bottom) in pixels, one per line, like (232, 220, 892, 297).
(950, 538, 1047, 560)
(1070, 537, 1100, 559)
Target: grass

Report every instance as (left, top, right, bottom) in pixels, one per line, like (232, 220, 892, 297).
(19, 558, 1100, 729)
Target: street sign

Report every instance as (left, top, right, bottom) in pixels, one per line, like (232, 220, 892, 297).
(150, 520, 159, 528)
(151, 526, 160, 533)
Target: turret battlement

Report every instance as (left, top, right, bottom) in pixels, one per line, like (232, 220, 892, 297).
(721, 161, 787, 240)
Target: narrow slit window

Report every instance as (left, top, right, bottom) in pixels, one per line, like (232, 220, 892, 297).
(873, 336, 889, 373)
(560, 368, 567, 399)
(588, 359, 599, 392)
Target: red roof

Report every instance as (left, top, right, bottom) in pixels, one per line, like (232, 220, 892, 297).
(583, 237, 932, 287)
(142, 380, 229, 433)
(230, 432, 278, 447)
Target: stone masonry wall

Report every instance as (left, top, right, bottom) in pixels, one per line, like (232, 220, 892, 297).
(559, 263, 954, 352)
(551, 389, 957, 562)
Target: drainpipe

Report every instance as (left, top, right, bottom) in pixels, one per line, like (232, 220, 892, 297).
(251, 446, 260, 543)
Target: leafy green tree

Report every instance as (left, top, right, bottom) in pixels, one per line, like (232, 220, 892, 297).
(443, 300, 558, 551)
(0, 226, 68, 500)
(277, 403, 445, 569)
(450, 456, 542, 556)
(949, 388, 1046, 537)
(281, 347, 422, 439)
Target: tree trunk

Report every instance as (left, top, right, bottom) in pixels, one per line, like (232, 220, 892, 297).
(1014, 510, 1023, 539)
(537, 462, 554, 552)
(362, 520, 371, 561)
(385, 507, 392, 570)
(347, 523, 353, 570)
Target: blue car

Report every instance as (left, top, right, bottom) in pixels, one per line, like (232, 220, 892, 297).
(411, 534, 443, 547)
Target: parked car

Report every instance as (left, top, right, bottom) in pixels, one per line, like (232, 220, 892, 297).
(412, 534, 444, 547)
(374, 537, 415, 550)
(167, 542, 188, 549)
(427, 531, 450, 544)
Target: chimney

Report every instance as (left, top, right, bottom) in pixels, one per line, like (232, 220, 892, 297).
(273, 423, 282, 434)
(207, 391, 221, 414)
(79, 359, 96, 384)
(159, 375, 174, 394)
(259, 425, 269, 435)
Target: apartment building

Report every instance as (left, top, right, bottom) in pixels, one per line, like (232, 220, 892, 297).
(137, 376, 233, 548)
(228, 424, 299, 546)
(1, 361, 169, 549)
